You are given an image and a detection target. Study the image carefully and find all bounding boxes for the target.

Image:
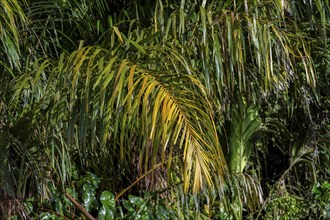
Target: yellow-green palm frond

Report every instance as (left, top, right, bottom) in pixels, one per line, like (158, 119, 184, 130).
(15, 44, 227, 193)
(0, 0, 28, 70)
(127, 63, 226, 192)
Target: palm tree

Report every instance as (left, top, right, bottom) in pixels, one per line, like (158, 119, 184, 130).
(0, 0, 329, 219)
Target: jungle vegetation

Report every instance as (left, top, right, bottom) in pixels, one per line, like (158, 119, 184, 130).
(0, 0, 329, 219)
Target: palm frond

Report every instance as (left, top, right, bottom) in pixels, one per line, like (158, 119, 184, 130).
(13, 42, 227, 193)
(0, 0, 28, 70)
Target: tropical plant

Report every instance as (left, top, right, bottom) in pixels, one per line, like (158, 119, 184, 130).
(0, 0, 329, 219)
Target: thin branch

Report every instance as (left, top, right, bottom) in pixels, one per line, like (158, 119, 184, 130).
(115, 155, 182, 202)
(64, 192, 96, 220)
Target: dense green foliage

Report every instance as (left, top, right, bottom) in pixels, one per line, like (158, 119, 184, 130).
(0, 0, 329, 219)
